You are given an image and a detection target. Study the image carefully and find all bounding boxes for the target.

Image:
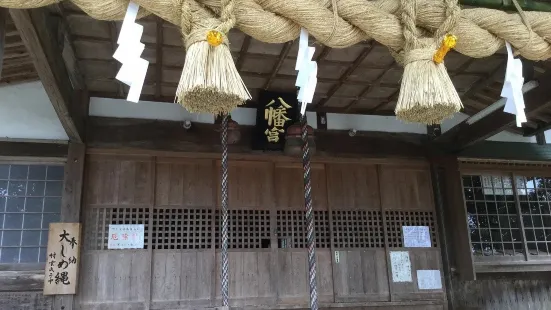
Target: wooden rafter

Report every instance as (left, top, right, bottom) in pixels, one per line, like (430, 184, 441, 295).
(344, 61, 396, 112)
(10, 8, 85, 141)
(317, 44, 374, 107)
(235, 35, 251, 71)
(108, 21, 124, 97)
(155, 17, 164, 99)
(460, 58, 506, 102)
(315, 46, 331, 62)
(435, 72, 551, 151)
(51, 4, 85, 90)
(0, 8, 7, 79)
(263, 41, 292, 90)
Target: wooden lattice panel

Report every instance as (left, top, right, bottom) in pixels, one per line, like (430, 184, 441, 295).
(276, 211, 330, 248)
(385, 211, 438, 248)
(215, 210, 270, 249)
(152, 208, 213, 249)
(332, 210, 384, 248)
(83, 207, 150, 250)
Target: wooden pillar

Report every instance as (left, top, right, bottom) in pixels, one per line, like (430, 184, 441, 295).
(435, 157, 476, 281)
(53, 142, 85, 310)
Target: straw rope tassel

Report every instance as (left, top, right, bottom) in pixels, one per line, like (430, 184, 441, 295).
(220, 114, 230, 307)
(175, 0, 250, 115)
(394, 0, 463, 124)
(301, 114, 318, 310)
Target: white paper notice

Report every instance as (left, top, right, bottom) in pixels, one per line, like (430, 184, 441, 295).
(108, 224, 145, 249)
(390, 251, 412, 282)
(403, 226, 431, 248)
(417, 270, 442, 290)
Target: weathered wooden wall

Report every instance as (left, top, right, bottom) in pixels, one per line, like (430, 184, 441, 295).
(76, 152, 445, 310)
(451, 273, 551, 310)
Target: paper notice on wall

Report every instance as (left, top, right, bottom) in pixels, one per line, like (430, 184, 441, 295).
(417, 270, 442, 290)
(403, 226, 431, 248)
(108, 224, 145, 249)
(390, 251, 412, 282)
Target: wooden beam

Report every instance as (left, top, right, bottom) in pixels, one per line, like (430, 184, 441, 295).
(86, 116, 428, 159)
(0, 8, 7, 79)
(435, 72, 551, 151)
(524, 120, 551, 137)
(0, 141, 68, 158)
(10, 8, 84, 141)
(0, 271, 44, 292)
(459, 141, 551, 162)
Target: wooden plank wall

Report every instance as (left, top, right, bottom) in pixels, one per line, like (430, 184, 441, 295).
(451, 275, 551, 309)
(78, 154, 445, 309)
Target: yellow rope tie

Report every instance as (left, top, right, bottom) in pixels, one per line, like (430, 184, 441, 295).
(433, 34, 457, 64)
(207, 30, 224, 47)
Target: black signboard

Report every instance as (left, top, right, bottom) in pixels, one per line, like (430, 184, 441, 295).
(252, 91, 299, 151)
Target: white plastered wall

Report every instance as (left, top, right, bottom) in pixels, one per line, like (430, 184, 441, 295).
(0, 82, 68, 141)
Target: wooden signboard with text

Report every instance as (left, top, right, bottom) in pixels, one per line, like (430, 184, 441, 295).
(252, 91, 299, 151)
(43, 223, 81, 295)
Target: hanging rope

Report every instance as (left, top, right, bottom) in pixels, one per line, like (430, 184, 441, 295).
(301, 114, 318, 310)
(220, 114, 230, 307)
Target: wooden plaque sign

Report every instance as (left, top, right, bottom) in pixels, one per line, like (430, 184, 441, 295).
(43, 223, 81, 295)
(252, 90, 299, 151)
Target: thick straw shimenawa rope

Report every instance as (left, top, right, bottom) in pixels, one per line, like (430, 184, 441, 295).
(394, 0, 462, 124)
(3, 0, 551, 60)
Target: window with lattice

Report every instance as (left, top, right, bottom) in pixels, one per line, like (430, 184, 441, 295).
(332, 210, 384, 248)
(215, 210, 270, 249)
(84, 207, 150, 250)
(0, 164, 63, 263)
(385, 211, 438, 248)
(152, 208, 212, 249)
(462, 174, 522, 256)
(276, 210, 330, 248)
(516, 176, 551, 256)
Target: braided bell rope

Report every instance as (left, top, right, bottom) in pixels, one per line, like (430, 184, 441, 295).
(300, 115, 318, 310)
(3, 0, 551, 60)
(220, 114, 230, 307)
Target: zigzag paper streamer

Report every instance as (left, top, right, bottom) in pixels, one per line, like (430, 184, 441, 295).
(113, 1, 149, 103)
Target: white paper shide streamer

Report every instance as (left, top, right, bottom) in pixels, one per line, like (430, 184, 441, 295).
(501, 42, 526, 127)
(295, 29, 318, 116)
(113, 2, 149, 103)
